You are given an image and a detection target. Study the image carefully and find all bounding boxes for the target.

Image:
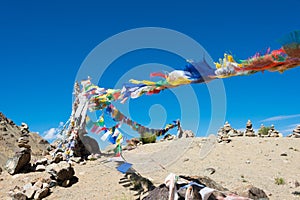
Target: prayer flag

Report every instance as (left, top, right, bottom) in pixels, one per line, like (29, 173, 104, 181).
(86, 116, 93, 129)
(117, 162, 133, 174)
(101, 129, 111, 141)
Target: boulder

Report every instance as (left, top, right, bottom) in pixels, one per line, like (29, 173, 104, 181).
(46, 161, 75, 181)
(5, 151, 31, 175)
(234, 185, 269, 200)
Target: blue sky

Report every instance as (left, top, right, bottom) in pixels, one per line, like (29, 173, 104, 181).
(1, 0, 300, 142)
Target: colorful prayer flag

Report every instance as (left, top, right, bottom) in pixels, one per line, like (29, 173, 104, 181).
(117, 162, 133, 174)
(91, 125, 100, 133)
(116, 133, 123, 145)
(101, 129, 111, 141)
(86, 116, 93, 129)
(114, 144, 122, 157)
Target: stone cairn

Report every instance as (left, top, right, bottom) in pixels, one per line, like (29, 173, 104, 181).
(268, 124, 281, 137)
(258, 124, 281, 137)
(217, 121, 242, 143)
(244, 120, 256, 137)
(176, 120, 195, 139)
(288, 125, 300, 138)
(5, 123, 32, 175)
(9, 160, 76, 199)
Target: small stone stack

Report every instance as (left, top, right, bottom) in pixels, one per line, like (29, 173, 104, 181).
(217, 121, 243, 142)
(268, 125, 281, 137)
(9, 178, 52, 200)
(46, 161, 76, 187)
(182, 130, 195, 138)
(217, 121, 232, 143)
(20, 122, 30, 135)
(244, 120, 256, 137)
(288, 125, 300, 138)
(5, 133, 32, 175)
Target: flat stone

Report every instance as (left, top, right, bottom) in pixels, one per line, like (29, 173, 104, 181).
(24, 186, 36, 199)
(87, 155, 97, 160)
(18, 147, 31, 154)
(33, 180, 43, 189)
(18, 143, 31, 149)
(293, 134, 300, 138)
(80, 161, 86, 165)
(23, 182, 32, 191)
(35, 158, 48, 166)
(42, 182, 49, 189)
(34, 187, 49, 200)
(94, 153, 101, 158)
(36, 165, 46, 172)
(223, 126, 231, 132)
(70, 156, 82, 163)
(18, 137, 29, 144)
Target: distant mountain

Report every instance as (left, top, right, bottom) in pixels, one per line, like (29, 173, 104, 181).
(0, 112, 50, 167)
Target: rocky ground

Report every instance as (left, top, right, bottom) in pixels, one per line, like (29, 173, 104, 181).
(1, 112, 300, 199)
(0, 112, 49, 167)
(0, 136, 300, 199)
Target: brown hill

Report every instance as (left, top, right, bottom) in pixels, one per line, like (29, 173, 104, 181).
(0, 112, 50, 167)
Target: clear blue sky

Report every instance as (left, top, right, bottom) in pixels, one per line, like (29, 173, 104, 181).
(1, 0, 300, 141)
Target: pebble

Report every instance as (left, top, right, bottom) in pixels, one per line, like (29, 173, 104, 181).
(61, 179, 70, 187)
(204, 167, 216, 175)
(295, 180, 300, 188)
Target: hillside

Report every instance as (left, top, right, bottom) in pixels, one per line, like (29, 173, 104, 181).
(0, 112, 50, 167)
